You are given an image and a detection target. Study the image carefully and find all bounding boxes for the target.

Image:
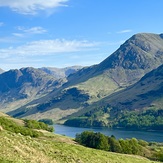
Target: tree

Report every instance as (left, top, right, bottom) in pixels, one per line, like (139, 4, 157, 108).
(75, 131, 109, 151)
(108, 136, 122, 153)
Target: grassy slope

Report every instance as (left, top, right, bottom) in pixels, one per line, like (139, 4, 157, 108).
(75, 74, 119, 103)
(0, 131, 158, 163)
(63, 64, 163, 128)
(0, 113, 158, 163)
(9, 74, 119, 122)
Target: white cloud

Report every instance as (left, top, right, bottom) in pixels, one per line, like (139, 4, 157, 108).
(12, 33, 24, 37)
(117, 29, 132, 34)
(17, 26, 47, 34)
(12, 26, 47, 37)
(0, 0, 68, 15)
(0, 39, 98, 57)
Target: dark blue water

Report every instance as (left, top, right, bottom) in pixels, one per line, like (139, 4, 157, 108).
(54, 124, 163, 142)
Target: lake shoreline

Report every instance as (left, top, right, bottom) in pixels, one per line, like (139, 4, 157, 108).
(54, 124, 163, 143)
(56, 123, 163, 133)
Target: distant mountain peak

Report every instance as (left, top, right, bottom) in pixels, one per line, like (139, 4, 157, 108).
(0, 68, 4, 74)
(40, 66, 83, 79)
(159, 33, 163, 39)
(0, 67, 59, 98)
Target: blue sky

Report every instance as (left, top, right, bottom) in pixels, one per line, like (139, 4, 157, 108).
(0, 0, 163, 70)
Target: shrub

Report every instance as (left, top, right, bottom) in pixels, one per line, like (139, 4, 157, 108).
(24, 119, 54, 132)
(0, 117, 42, 137)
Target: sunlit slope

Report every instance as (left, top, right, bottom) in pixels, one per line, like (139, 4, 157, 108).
(64, 64, 163, 129)
(5, 33, 163, 122)
(0, 112, 158, 163)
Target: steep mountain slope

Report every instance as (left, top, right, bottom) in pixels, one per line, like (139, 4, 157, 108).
(64, 64, 163, 129)
(60, 33, 163, 105)
(40, 66, 83, 79)
(68, 33, 163, 86)
(6, 33, 163, 122)
(103, 64, 163, 111)
(0, 67, 63, 113)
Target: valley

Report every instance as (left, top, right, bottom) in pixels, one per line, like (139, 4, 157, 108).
(0, 33, 163, 131)
(1, 1, 163, 162)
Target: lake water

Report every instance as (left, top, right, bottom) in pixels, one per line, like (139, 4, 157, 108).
(54, 124, 163, 142)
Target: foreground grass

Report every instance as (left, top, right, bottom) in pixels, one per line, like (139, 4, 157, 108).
(0, 130, 158, 163)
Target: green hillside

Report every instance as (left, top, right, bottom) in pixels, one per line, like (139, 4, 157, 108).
(64, 64, 163, 130)
(0, 113, 160, 163)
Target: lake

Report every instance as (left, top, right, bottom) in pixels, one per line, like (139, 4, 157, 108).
(54, 124, 163, 142)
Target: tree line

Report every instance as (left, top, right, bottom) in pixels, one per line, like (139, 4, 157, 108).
(75, 131, 163, 162)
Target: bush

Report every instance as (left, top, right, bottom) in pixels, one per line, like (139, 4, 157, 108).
(0, 117, 42, 137)
(24, 119, 54, 132)
(138, 139, 149, 147)
(153, 149, 163, 162)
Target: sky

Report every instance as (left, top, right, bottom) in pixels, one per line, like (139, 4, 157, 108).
(0, 0, 163, 70)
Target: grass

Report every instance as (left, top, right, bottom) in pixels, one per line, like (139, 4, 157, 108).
(0, 112, 160, 163)
(75, 74, 119, 103)
(0, 130, 159, 163)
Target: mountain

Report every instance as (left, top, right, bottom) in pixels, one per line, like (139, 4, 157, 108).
(64, 64, 163, 130)
(0, 68, 4, 74)
(4, 33, 163, 124)
(0, 67, 64, 113)
(103, 64, 163, 111)
(61, 33, 163, 105)
(67, 33, 163, 86)
(40, 66, 83, 79)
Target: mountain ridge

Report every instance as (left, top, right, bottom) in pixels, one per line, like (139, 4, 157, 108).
(40, 66, 83, 79)
(1, 33, 163, 126)
(0, 67, 64, 113)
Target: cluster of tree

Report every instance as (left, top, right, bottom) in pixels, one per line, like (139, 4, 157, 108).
(65, 107, 163, 130)
(24, 119, 54, 132)
(84, 106, 110, 118)
(64, 117, 106, 127)
(75, 131, 142, 154)
(0, 117, 42, 137)
(64, 106, 110, 127)
(75, 131, 163, 162)
(114, 108, 163, 130)
(38, 118, 53, 125)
